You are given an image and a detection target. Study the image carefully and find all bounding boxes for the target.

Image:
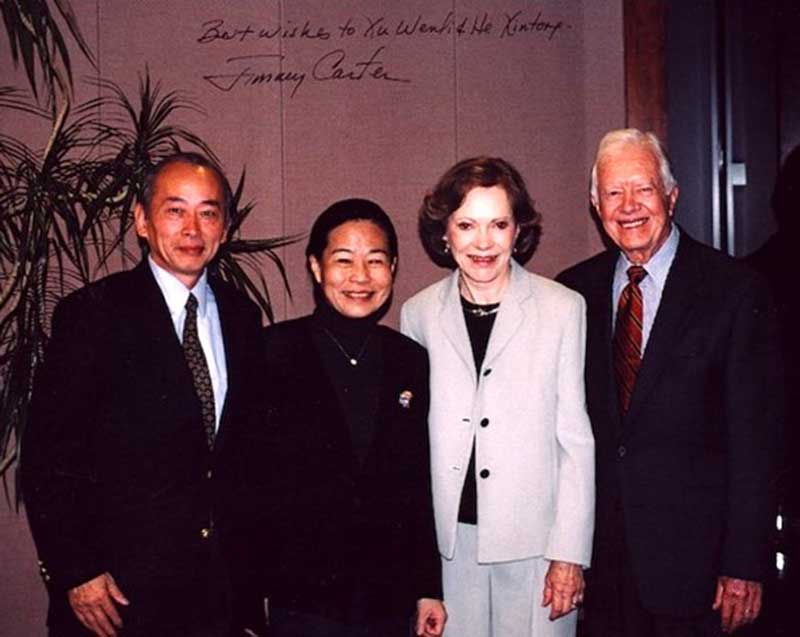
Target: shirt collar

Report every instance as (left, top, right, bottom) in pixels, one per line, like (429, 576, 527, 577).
(147, 256, 209, 318)
(615, 223, 680, 292)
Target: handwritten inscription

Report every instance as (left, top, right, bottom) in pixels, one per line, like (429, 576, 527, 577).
(312, 47, 410, 85)
(388, 12, 493, 38)
(198, 18, 332, 43)
(201, 48, 408, 98)
(203, 55, 306, 98)
(197, 9, 571, 97)
(500, 11, 563, 40)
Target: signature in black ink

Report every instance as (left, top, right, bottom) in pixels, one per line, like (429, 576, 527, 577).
(312, 46, 410, 85)
(202, 55, 306, 98)
(500, 10, 564, 40)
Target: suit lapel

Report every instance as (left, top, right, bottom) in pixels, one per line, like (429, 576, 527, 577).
(584, 253, 622, 434)
(483, 263, 530, 371)
(126, 262, 205, 442)
(133, 262, 193, 378)
(625, 235, 702, 425)
(438, 271, 478, 384)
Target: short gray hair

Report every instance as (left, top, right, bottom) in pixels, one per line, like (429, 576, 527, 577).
(589, 128, 677, 202)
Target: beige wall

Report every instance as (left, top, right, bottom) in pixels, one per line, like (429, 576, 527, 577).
(0, 1, 624, 633)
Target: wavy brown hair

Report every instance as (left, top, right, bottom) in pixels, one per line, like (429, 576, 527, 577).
(418, 156, 542, 268)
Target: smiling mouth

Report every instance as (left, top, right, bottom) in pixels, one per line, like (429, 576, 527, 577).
(619, 218, 647, 229)
(468, 255, 498, 265)
(342, 291, 374, 300)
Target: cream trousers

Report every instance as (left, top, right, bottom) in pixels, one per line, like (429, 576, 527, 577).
(442, 523, 577, 637)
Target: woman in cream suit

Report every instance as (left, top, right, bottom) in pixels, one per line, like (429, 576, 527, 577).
(401, 157, 595, 637)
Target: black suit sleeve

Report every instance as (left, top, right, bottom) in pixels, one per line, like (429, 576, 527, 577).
(720, 272, 782, 581)
(21, 291, 107, 592)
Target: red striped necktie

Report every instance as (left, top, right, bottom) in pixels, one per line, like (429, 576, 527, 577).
(613, 265, 647, 414)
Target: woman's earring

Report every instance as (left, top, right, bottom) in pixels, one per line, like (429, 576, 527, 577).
(442, 236, 450, 253)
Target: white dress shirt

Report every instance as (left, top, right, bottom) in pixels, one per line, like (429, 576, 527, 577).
(612, 224, 680, 353)
(148, 257, 228, 431)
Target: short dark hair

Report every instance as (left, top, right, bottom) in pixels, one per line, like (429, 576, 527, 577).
(139, 152, 233, 223)
(305, 198, 399, 263)
(419, 156, 542, 267)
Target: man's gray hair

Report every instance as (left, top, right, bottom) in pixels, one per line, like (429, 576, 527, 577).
(590, 128, 677, 202)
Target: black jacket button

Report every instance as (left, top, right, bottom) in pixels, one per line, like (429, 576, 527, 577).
(480, 468, 490, 479)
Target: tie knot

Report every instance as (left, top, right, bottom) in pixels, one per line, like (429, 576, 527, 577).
(185, 293, 198, 315)
(627, 265, 647, 285)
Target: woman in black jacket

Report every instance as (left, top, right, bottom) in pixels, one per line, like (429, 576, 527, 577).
(260, 199, 445, 637)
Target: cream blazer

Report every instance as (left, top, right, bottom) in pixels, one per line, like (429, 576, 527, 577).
(401, 261, 595, 566)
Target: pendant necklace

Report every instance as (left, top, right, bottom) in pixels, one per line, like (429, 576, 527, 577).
(463, 302, 500, 318)
(322, 328, 371, 366)
(459, 273, 501, 317)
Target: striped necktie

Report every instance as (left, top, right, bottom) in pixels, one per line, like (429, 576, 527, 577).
(183, 293, 216, 448)
(613, 265, 647, 414)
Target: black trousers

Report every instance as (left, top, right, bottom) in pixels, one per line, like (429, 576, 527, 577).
(583, 506, 720, 637)
(49, 538, 253, 637)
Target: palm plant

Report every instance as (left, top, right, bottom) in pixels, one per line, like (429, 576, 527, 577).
(1, 1, 299, 487)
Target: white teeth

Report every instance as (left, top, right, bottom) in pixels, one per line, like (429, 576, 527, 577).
(620, 219, 646, 228)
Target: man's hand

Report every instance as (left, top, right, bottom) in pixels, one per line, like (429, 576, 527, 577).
(415, 598, 447, 636)
(541, 560, 584, 621)
(712, 576, 762, 634)
(68, 572, 129, 637)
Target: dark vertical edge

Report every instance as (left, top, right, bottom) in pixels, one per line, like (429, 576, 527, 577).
(623, 0, 667, 143)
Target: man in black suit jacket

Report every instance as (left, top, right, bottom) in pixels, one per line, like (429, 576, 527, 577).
(22, 153, 266, 636)
(558, 129, 780, 636)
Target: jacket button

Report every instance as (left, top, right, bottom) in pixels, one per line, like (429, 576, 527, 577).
(479, 468, 490, 479)
(200, 527, 211, 539)
(207, 469, 213, 479)
(483, 368, 492, 376)
(617, 445, 626, 458)
(480, 418, 489, 428)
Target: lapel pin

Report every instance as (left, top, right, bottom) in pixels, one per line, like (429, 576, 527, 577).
(398, 390, 413, 409)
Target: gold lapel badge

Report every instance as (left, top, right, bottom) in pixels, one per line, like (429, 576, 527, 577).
(398, 390, 413, 409)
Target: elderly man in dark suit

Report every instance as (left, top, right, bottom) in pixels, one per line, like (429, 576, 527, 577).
(557, 129, 780, 636)
(22, 153, 266, 637)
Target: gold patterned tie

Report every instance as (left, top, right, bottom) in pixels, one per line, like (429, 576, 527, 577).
(613, 265, 647, 414)
(183, 293, 215, 448)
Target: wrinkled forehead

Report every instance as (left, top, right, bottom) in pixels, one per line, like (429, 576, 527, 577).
(598, 143, 661, 183)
